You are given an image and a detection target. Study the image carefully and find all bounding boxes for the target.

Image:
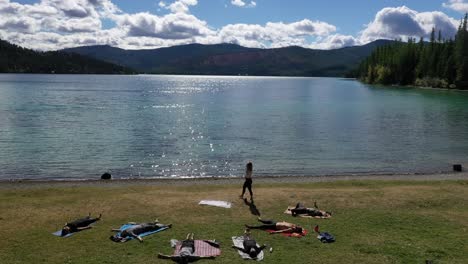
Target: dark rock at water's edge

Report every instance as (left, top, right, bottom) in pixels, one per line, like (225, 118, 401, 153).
(453, 164, 463, 172)
(101, 172, 112, 180)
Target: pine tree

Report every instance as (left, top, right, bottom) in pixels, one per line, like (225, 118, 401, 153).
(455, 14, 468, 88)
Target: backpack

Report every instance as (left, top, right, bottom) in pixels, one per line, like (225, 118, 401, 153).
(314, 225, 335, 243)
(317, 232, 335, 243)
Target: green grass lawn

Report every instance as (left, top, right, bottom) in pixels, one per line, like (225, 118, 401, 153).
(0, 180, 467, 264)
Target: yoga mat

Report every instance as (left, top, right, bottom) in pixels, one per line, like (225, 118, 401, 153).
(199, 200, 232, 208)
(111, 224, 169, 242)
(173, 240, 221, 257)
(52, 223, 97, 238)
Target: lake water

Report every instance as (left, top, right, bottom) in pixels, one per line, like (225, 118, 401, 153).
(1, 74, 468, 180)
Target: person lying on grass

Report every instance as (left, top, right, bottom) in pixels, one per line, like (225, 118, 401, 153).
(232, 229, 267, 259)
(290, 202, 332, 218)
(246, 217, 303, 234)
(110, 220, 172, 242)
(158, 233, 216, 263)
(61, 213, 101, 237)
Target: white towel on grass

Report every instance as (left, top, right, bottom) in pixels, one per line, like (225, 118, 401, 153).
(199, 200, 232, 208)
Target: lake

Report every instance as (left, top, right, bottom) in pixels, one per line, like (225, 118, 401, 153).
(0, 74, 467, 180)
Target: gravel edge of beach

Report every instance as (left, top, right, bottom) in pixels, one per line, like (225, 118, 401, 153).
(1, 172, 467, 190)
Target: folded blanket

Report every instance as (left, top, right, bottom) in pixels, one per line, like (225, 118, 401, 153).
(172, 240, 221, 257)
(199, 200, 232, 208)
(111, 224, 169, 242)
(265, 229, 308, 238)
(232, 236, 264, 261)
(284, 206, 331, 219)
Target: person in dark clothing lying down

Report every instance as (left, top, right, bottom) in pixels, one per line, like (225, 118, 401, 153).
(232, 229, 267, 259)
(290, 202, 332, 217)
(61, 213, 101, 237)
(158, 233, 216, 263)
(110, 220, 172, 242)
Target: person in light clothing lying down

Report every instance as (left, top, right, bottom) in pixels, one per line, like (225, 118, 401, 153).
(246, 217, 303, 234)
(158, 233, 216, 263)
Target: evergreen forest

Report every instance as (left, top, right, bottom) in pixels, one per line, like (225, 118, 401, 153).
(356, 14, 468, 89)
(0, 39, 134, 74)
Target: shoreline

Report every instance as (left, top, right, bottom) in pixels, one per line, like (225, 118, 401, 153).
(1, 171, 467, 189)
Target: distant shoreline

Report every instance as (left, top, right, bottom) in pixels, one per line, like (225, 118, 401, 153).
(1, 171, 467, 189)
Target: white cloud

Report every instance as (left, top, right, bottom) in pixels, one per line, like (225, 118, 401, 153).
(443, 0, 468, 13)
(0, 16, 38, 33)
(231, 0, 256, 8)
(360, 6, 458, 43)
(218, 19, 336, 48)
(167, 0, 198, 13)
(311, 34, 361, 50)
(231, 0, 245, 7)
(0, 1, 462, 51)
(116, 11, 214, 39)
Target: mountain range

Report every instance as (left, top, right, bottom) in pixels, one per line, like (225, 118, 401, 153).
(62, 40, 393, 77)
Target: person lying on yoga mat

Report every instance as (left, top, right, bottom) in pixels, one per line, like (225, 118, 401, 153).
(110, 220, 172, 242)
(232, 229, 267, 259)
(158, 233, 216, 263)
(246, 217, 303, 234)
(61, 213, 101, 237)
(290, 202, 332, 217)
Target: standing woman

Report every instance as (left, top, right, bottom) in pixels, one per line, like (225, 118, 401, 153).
(240, 162, 254, 199)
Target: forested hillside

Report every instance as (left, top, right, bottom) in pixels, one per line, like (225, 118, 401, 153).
(0, 39, 134, 74)
(63, 40, 393, 77)
(355, 14, 468, 89)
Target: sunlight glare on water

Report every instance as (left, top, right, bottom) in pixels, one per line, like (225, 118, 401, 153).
(1, 74, 468, 180)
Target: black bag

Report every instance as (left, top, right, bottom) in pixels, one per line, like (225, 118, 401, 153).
(317, 232, 335, 243)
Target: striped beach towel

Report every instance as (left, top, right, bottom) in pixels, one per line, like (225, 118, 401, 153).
(173, 240, 221, 257)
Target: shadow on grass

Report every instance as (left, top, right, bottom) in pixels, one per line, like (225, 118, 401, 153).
(244, 198, 261, 216)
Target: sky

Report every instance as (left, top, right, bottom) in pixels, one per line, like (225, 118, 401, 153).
(0, 0, 467, 51)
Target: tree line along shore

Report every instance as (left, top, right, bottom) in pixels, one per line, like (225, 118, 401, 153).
(354, 14, 468, 90)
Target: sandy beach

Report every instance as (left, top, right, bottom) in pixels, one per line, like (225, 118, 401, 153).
(1, 171, 467, 189)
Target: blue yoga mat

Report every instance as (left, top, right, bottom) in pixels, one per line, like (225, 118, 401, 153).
(112, 224, 169, 242)
(52, 230, 73, 238)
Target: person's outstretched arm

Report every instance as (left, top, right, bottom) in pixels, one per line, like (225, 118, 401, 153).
(258, 244, 267, 251)
(127, 231, 143, 242)
(232, 245, 247, 253)
(76, 226, 92, 231)
(191, 256, 215, 260)
(157, 253, 175, 259)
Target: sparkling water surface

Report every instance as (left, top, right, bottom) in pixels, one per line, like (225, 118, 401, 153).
(1, 74, 468, 180)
